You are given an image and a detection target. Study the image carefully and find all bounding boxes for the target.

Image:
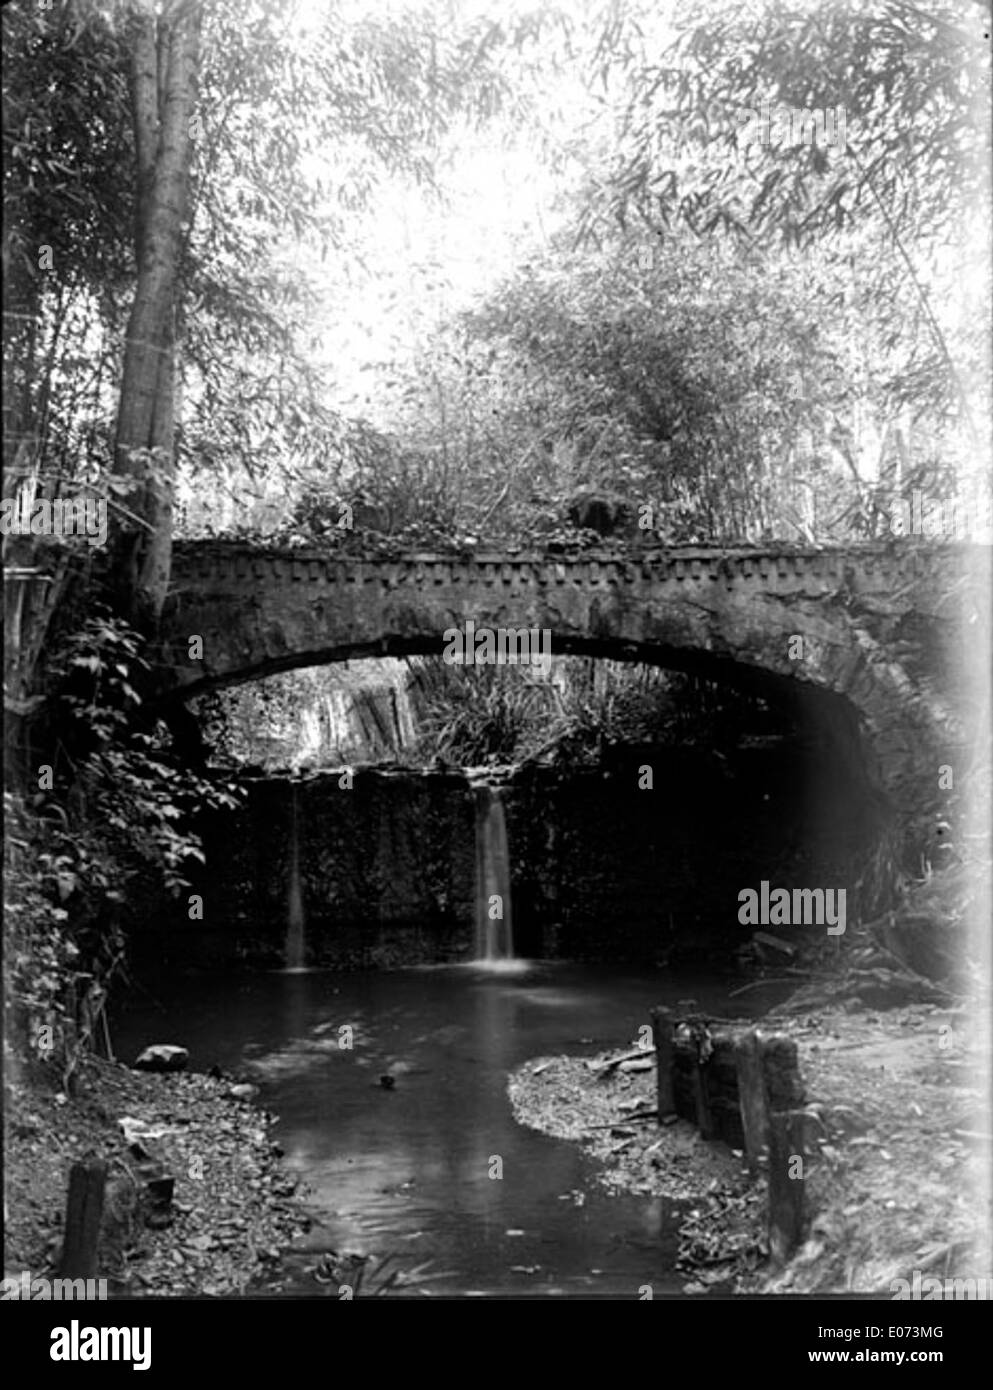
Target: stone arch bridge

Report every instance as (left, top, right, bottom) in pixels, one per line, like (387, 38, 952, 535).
(158, 539, 985, 841)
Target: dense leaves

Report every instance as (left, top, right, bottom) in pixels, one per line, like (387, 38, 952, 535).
(5, 611, 241, 1068)
(576, 0, 990, 446)
(582, 0, 989, 249)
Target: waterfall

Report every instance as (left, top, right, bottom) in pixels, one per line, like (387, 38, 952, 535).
(285, 783, 306, 970)
(474, 784, 515, 962)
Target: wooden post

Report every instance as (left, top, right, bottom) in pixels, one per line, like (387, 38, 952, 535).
(734, 1029, 769, 1167)
(758, 1033, 803, 1110)
(60, 1158, 108, 1280)
(650, 1008, 675, 1120)
(767, 1110, 806, 1262)
(691, 1053, 715, 1139)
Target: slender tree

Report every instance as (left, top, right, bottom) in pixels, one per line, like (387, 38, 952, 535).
(113, 0, 202, 624)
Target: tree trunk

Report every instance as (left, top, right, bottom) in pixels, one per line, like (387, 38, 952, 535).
(113, 0, 200, 628)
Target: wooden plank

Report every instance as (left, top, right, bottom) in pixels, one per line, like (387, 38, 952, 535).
(59, 1158, 108, 1280)
(650, 1007, 675, 1119)
(734, 1029, 769, 1167)
(691, 1053, 715, 1139)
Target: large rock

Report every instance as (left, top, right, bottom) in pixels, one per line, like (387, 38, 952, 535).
(227, 1083, 260, 1102)
(133, 1044, 189, 1073)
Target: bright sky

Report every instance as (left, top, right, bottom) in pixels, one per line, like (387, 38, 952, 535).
(283, 0, 657, 420)
(312, 136, 565, 419)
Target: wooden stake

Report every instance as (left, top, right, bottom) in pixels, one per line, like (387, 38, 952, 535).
(60, 1158, 108, 1280)
(691, 1052, 715, 1139)
(734, 1029, 769, 1167)
(758, 1032, 803, 1110)
(767, 1110, 806, 1262)
(650, 1008, 675, 1120)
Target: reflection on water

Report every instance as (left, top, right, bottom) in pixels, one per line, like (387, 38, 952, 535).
(113, 962, 780, 1296)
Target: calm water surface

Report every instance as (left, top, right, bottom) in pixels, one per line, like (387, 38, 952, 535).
(114, 962, 784, 1296)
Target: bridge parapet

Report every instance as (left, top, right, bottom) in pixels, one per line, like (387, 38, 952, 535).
(169, 539, 958, 605)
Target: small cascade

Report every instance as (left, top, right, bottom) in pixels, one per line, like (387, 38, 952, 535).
(473, 783, 515, 964)
(285, 783, 306, 970)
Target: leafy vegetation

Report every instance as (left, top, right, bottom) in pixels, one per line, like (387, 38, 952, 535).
(196, 654, 781, 772)
(5, 610, 240, 1073)
(2, 0, 553, 1060)
(200, 0, 986, 552)
(3, 0, 987, 1064)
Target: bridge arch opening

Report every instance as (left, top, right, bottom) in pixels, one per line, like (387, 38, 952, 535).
(170, 632, 888, 814)
(142, 639, 894, 971)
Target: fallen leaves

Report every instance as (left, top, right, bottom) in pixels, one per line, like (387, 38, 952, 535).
(4, 1056, 309, 1298)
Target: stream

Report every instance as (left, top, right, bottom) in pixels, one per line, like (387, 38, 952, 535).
(113, 961, 787, 1296)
